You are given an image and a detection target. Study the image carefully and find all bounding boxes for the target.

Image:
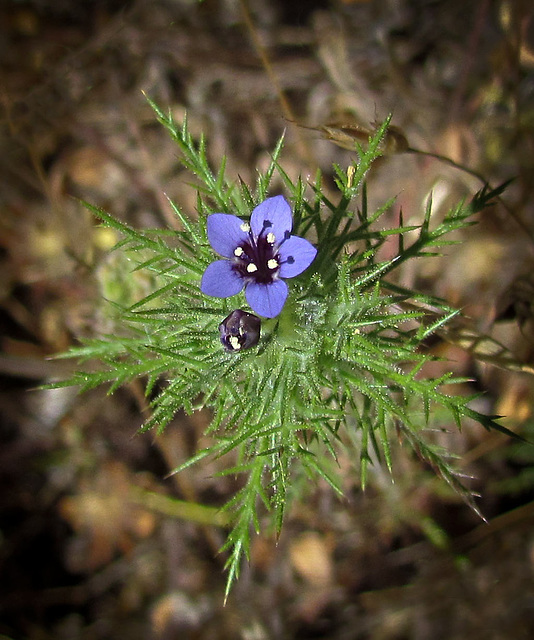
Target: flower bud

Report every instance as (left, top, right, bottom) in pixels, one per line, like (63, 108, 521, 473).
(219, 309, 261, 352)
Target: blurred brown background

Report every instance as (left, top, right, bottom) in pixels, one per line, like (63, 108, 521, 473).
(2, 0, 534, 638)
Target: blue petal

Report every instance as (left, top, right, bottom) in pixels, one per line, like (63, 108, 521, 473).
(278, 236, 317, 278)
(250, 196, 293, 243)
(245, 280, 288, 318)
(201, 260, 244, 298)
(207, 214, 249, 258)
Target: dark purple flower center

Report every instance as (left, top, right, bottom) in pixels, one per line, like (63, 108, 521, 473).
(232, 220, 293, 285)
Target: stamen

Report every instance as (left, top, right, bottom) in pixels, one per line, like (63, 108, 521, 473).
(240, 222, 250, 232)
(266, 232, 275, 244)
(234, 247, 244, 257)
(267, 259, 278, 269)
(286, 256, 295, 264)
(228, 336, 241, 350)
(247, 263, 258, 273)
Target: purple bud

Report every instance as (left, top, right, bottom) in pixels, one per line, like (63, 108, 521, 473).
(219, 309, 261, 352)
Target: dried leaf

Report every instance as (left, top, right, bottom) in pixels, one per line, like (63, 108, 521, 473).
(59, 461, 156, 572)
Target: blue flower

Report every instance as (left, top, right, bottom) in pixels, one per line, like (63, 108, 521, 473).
(201, 195, 317, 318)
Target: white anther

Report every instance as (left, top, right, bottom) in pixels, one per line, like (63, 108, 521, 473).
(246, 263, 258, 273)
(234, 247, 244, 257)
(267, 259, 278, 269)
(229, 336, 241, 350)
(240, 222, 250, 232)
(266, 232, 276, 244)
